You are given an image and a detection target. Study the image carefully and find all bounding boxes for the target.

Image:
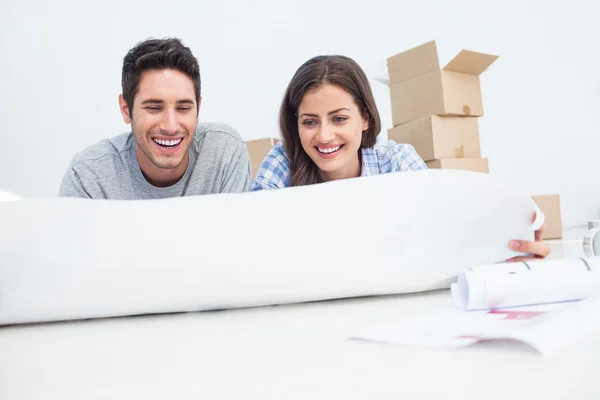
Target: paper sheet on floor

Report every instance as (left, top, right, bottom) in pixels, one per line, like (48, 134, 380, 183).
(351, 294, 600, 357)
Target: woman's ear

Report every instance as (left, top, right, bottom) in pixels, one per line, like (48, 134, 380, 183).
(362, 114, 370, 131)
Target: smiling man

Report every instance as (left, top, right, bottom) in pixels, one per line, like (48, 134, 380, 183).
(59, 38, 251, 199)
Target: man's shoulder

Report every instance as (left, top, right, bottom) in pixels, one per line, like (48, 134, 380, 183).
(194, 122, 244, 146)
(70, 132, 133, 168)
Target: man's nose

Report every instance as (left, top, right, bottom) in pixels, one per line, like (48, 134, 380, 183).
(160, 110, 178, 134)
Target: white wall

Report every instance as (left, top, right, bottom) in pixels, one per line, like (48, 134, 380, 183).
(1, 0, 598, 227)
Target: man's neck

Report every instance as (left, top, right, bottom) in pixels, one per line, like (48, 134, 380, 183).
(136, 149, 189, 188)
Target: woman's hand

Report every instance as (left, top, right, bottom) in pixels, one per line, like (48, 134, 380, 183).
(505, 212, 551, 262)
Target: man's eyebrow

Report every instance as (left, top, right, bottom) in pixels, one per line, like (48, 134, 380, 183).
(299, 108, 351, 118)
(139, 99, 195, 105)
(140, 99, 164, 105)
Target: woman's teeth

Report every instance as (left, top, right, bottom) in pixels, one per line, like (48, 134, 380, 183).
(317, 145, 341, 154)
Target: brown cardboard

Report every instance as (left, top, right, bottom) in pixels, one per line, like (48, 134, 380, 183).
(387, 40, 498, 126)
(245, 137, 280, 165)
(387, 116, 481, 161)
(531, 194, 563, 239)
(426, 158, 489, 174)
(387, 40, 441, 85)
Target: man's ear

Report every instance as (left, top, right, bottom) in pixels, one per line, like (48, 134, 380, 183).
(119, 94, 131, 124)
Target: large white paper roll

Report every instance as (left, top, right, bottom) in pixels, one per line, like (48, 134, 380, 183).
(0, 169, 539, 325)
(0, 189, 21, 202)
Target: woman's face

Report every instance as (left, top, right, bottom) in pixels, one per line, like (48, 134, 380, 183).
(297, 83, 369, 182)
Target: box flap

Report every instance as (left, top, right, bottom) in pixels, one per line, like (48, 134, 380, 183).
(387, 40, 440, 84)
(443, 50, 498, 75)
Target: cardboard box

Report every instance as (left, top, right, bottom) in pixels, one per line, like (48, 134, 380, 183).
(387, 115, 481, 162)
(245, 137, 280, 165)
(531, 194, 563, 239)
(245, 137, 280, 179)
(387, 40, 498, 126)
(426, 158, 489, 174)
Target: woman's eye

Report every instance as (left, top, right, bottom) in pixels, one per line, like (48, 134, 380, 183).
(302, 120, 317, 126)
(333, 116, 348, 123)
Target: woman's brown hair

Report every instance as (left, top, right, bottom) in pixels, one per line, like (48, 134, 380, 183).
(279, 55, 381, 187)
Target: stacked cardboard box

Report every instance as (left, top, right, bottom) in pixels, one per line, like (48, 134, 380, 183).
(245, 137, 280, 179)
(386, 40, 498, 173)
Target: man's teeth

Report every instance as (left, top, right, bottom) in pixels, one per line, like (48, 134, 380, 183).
(153, 138, 182, 146)
(318, 145, 341, 154)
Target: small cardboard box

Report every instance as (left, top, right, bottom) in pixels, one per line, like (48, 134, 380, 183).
(245, 137, 280, 179)
(531, 194, 563, 239)
(387, 40, 498, 126)
(387, 115, 481, 162)
(245, 137, 280, 164)
(426, 158, 489, 174)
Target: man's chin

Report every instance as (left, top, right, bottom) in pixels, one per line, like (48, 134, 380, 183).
(150, 156, 185, 170)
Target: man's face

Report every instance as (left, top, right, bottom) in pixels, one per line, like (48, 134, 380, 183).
(119, 69, 200, 185)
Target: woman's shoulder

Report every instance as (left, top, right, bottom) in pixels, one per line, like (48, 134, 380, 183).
(250, 141, 291, 191)
(371, 138, 416, 155)
(261, 140, 289, 167)
(368, 138, 428, 172)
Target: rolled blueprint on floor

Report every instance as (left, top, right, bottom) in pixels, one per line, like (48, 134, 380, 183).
(0, 169, 542, 325)
(451, 257, 600, 310)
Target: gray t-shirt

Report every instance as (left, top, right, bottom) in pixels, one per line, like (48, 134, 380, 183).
(59, 122, 251, 199)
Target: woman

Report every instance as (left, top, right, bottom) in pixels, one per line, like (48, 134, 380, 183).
(251, 55, 550, 261)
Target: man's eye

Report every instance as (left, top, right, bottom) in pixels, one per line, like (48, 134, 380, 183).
(146, 107, 161, 111)
(178, 107, 192, 111)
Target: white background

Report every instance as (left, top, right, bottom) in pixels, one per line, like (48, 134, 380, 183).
(1, 0, 598, 227)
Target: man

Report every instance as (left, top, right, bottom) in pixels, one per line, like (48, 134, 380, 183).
(59, 38, 251, 199)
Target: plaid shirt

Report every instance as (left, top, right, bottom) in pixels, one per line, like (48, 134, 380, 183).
(251, 139, 428, 191)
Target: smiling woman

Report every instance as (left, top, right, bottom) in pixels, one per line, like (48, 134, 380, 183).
(251, 54, 427, 189)
(296, 85, 371, 182)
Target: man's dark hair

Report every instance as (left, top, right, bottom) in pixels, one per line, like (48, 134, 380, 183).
(121, 38, 201, 117)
